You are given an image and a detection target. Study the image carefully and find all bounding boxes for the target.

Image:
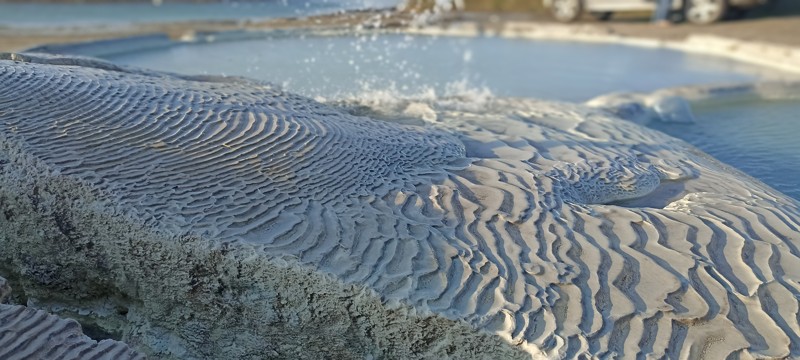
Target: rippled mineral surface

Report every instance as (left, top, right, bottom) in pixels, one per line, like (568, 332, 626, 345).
(0, 276, 145, 360)
(1, 54, 799, 359)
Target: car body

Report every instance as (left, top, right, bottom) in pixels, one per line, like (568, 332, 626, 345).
(543, 0, 774, 24)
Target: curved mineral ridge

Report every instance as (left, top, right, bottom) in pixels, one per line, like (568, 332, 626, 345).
(1, 54, 799, 359)
(0, 277, 145, 360)
(586, 81, 800, 126)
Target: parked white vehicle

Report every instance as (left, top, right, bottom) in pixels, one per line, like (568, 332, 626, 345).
(543, 0, 773, 24)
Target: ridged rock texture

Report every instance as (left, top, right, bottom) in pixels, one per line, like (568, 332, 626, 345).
(0, 276, 145, 360)
(1, 54, 799, 359)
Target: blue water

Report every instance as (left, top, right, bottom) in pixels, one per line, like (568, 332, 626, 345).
(108, 33, 782, 101)
(650, 96, 800, 200)
(0, 1, 399, 28)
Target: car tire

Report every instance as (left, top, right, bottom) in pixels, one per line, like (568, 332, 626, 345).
(550, 0, 583, 22)
(684, 0, 728, 24)
(590, 11, 614, 21)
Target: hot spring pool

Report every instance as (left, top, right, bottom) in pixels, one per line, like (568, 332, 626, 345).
(104, 32, 800, 199)
(105, 33, 784, 102)
(650, 95, 800, 200)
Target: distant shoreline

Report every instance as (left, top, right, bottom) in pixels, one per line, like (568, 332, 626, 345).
(1, 0, 798, 75)
(0, 0, 224, 3)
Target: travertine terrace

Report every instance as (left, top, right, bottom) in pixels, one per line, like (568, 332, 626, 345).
(1, 54, 799, 359)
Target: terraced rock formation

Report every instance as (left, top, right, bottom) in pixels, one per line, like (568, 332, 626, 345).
(0, 276, 145, 360)
(1, 53, 799, 359)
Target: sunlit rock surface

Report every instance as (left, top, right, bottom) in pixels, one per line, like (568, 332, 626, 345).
(1, 54, 799, 359)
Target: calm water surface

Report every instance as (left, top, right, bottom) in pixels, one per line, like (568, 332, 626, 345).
(108, 33, 783, 101)
(651, 96, 800, 200)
